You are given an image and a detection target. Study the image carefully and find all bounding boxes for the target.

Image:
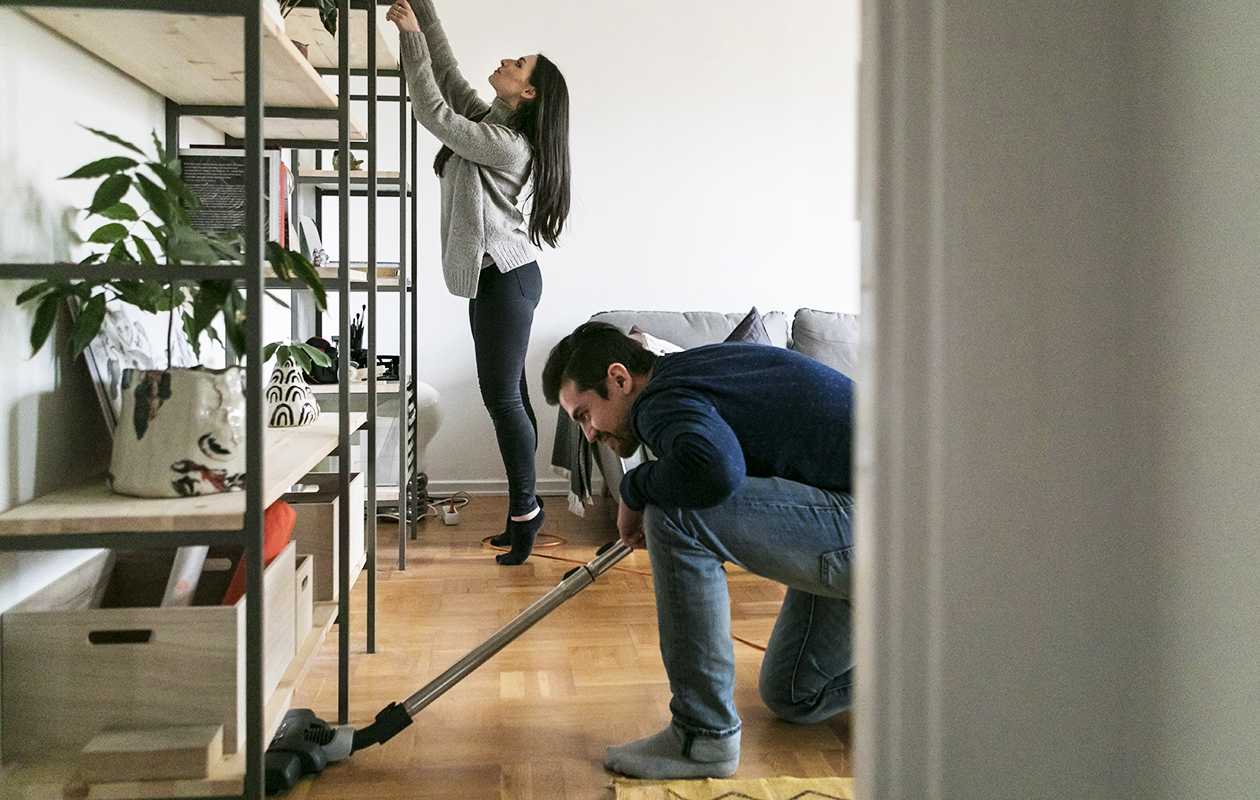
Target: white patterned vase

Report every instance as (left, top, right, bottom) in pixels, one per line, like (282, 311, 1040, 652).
(266, 361, 320, 428)
(109, 367, 247, 498)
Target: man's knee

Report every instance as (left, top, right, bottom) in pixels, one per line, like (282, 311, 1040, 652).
(758, 673, 852, 725)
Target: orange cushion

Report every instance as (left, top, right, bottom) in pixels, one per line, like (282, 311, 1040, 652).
(221, 500, 296, 605)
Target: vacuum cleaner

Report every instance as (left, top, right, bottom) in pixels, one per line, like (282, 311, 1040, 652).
(265, 539, 633, 793)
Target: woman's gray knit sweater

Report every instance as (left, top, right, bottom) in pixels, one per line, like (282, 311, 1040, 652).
(399, 0, 537, 299)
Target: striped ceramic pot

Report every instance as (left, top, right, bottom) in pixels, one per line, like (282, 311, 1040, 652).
(109, 367, 247, 498)
(266, 361, 320, 428)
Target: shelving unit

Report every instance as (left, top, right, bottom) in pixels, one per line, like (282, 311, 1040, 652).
(0, 1, 400, 797)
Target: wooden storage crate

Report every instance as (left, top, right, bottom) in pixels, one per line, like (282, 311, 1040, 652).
(283, 472, 364, 602)
(1, 541, 296, 762)
(294, 554, 313, 650)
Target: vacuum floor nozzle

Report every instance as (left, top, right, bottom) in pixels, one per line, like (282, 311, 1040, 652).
(264, 708, 355, 794)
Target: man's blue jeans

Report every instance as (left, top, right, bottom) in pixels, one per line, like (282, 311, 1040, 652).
(643, 476, 854, 739)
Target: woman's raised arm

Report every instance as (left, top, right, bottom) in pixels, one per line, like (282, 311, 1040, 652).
(387, 0, 487, 119)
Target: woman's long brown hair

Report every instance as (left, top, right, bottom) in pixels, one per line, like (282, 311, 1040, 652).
(433, 54, 571, 248)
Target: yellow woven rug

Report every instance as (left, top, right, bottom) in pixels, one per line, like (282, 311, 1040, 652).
(612, 775, 855, 800)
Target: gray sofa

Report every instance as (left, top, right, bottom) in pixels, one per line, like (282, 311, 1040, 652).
(550, 307, 859, 513)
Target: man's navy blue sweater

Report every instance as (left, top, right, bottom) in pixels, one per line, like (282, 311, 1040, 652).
(620, 342, 855, 512)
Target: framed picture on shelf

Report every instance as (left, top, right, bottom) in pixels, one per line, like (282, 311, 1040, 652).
(179, 147, 287, 246)
(70, 298, 198, 437)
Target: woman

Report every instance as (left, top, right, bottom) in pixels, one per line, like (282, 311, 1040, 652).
(387, 0, 570, 565)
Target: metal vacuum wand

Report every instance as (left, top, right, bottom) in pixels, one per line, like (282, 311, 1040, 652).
(350, 539, 633, 752)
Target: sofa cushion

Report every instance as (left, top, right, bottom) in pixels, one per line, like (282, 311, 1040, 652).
(724, 307, 773, 345)
(790, 308, 860, 378)
(591, 310, 790, 349)
(629, 325, 685, 355)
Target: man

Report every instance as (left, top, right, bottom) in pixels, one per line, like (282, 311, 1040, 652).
(541, 321, 856, 780)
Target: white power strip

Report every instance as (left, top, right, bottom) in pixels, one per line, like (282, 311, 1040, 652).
(442, 503, 459, 525)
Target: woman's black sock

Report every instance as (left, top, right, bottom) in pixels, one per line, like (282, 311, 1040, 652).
(496, 509, 545, 565)
(490, 523, 512, 547)
(490, 497, 543, 547)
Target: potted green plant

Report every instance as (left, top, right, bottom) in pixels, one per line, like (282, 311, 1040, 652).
(263, 338, 332, 427)
(277, 0, 340, 57)
(16, 126, 328, 498)
(278, 0, 338, 36)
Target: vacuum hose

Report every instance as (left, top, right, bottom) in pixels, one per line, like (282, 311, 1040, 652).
(350, 539, 633, 753)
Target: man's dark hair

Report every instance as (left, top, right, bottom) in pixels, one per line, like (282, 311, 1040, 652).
(542, 321, 658, 405)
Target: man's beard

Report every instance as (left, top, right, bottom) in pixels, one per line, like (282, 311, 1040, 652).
(603, 429, 641, 458)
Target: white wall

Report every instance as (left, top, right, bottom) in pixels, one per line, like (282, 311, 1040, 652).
(313, 0, 863, 492)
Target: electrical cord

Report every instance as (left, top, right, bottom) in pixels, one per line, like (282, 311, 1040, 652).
(426, 492, 471, 510)
(375, 491, 469, 524)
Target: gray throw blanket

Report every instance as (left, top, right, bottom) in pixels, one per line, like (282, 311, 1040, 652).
(550, 407, 594, 516)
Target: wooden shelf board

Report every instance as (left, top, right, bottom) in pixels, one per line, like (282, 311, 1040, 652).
(295, 172, 412, 194)
(308, 381, 402, 394)
(267, 265, 368, 282)
(0, 413, 367, 537)
(86, 747, 247, 800)
(297, 169, 405, 183)
(266, 277, 403, 291)
(206, 115, 367, 142)
(21, 7, 366, 141)
(284, 6, 400, 70)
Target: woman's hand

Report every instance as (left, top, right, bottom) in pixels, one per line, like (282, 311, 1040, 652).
(385, 0, 420, 32)
(617, 499, 646, 551)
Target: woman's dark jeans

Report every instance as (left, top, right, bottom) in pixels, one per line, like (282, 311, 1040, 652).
(468, 262, 542, 517)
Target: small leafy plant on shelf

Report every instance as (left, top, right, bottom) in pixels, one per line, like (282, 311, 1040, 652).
(278, 0, 339, 38)
(264, 338, 332, 374)
(16, 125, 327, 365)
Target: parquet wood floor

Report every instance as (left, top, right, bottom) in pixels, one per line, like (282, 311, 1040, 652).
(288, 494, 851, 799)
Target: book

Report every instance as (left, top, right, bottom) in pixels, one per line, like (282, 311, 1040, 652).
(179, 148, 285, 245)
